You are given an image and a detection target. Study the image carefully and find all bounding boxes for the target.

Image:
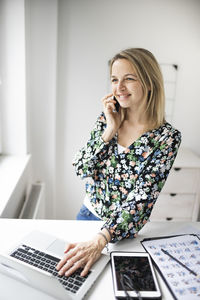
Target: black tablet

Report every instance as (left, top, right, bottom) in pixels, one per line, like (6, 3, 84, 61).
(110, 251, 162, 299)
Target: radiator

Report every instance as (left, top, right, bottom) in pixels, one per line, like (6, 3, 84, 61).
(19, 182, 45, 219)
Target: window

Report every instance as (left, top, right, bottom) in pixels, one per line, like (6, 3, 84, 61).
(0, 77, 2, 153)
(0, 0, 27, 155)
(0, 0, 30, 218)
(160, 63, 178, 125)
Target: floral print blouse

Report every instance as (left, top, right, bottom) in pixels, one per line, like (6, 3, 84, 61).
(73, 113, 181, 243)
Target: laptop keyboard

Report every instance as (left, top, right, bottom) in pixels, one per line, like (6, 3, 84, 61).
(10, 244, 91, 294)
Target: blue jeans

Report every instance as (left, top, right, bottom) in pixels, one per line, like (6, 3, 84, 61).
(76, 204, 101, 221)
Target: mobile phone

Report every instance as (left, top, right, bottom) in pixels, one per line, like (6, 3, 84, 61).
(113, 96, 120, 112)
(110, 251, 162, 299)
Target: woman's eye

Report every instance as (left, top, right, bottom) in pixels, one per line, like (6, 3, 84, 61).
(126, 77, 135, 81)
(111, 78, 118, 83)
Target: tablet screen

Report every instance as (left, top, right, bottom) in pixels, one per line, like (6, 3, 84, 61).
(113, 255, 156, 291)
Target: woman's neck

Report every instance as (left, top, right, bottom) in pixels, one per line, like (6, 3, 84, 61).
(124, 106, 149, 129)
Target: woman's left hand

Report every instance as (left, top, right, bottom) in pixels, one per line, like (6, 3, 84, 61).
(56, 235, 106, 277)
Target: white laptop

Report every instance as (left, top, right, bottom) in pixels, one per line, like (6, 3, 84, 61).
(0, 230, 110, 300)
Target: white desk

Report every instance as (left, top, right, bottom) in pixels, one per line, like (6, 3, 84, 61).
(0, 219, 200, 300)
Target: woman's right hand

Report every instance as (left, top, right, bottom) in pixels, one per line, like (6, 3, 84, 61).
(101, 93, 123, 142)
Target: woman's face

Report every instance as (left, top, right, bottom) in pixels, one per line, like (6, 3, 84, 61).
(111, 59, 146, 110)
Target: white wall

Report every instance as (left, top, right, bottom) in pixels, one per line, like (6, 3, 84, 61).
(55, 0, 200, 219)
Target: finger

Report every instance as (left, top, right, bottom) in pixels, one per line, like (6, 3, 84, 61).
(56, 251, 76, 271)
(56, 245, 78, 270)
(56, 255, 69, 271)
(64, 242, 77, 254)
(56, 242, 83, 271)
(106, 102, 116, 112)
(105, 99, 116, 106)
(102, 97, 118, 112)
(101, 95, 114, 105)
(104, 96, 115, 103)
(58, 258, 75, 275)
(58, 251, 85, 275)
(101, 93, 113, 101)
(64, 259, 85, 277)
(81, 259, 93, 277)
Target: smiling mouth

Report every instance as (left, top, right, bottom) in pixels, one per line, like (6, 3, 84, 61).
(118, 94, 131, 100)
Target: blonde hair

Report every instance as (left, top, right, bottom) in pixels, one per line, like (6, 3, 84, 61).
(109, 48, 165, 130)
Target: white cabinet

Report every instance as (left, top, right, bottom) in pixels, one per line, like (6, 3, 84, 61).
(150, 147, 200, 222)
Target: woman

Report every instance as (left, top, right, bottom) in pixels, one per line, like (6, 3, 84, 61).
(56, 48, 181, 277)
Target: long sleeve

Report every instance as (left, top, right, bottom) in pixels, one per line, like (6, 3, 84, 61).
(101, 129, 182, 243)
(72, 113, 110, 179)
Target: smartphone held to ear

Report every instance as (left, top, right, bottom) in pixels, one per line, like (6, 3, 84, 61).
(113, 96, 120, 113)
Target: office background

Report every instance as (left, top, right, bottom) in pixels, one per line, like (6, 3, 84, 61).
(0, 0, 200, 220)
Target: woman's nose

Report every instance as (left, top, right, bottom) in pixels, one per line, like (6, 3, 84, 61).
(117, 79, 125, 90)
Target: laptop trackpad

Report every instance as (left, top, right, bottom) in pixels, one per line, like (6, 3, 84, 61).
(47, 239, 66, 258)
